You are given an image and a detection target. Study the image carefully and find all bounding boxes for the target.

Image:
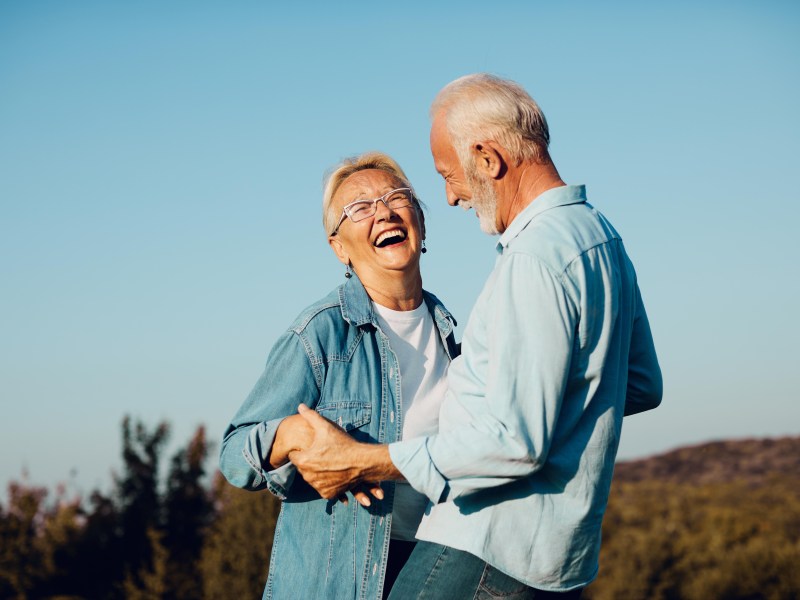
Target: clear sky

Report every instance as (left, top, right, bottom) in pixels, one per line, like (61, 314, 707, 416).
(2, 1, 798, 496)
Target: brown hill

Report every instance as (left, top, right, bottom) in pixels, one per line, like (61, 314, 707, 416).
(613, 436, 800, 486)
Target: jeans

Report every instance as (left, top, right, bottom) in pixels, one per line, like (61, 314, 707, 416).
(387, 542, 583, 600)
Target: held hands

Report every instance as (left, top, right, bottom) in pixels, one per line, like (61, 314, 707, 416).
(289, 404, 384, 507)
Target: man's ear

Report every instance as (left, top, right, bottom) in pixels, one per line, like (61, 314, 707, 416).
(328, 236, 350, 266)
(471, 141, 505, 180)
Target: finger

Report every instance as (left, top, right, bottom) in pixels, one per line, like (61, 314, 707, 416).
(337, 494, 349, 505)
(297, 404, 332, 429)
(368, 484, 384, 500)
(352, 490, 371, 507)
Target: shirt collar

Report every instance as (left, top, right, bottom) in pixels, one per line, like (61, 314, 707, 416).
(496, 184, 587, 253)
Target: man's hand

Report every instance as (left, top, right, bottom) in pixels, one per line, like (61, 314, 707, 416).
(289, 404, 401, 506)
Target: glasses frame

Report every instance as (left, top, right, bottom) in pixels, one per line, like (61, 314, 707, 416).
(330, 187, 415, 236)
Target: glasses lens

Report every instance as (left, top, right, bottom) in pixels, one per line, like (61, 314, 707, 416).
(385, 189, 413, 209)
(346, 201, 375, 222)
(345, 188, 413, 223)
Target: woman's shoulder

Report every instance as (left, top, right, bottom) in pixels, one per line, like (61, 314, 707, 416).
(287, 284, 347, 335)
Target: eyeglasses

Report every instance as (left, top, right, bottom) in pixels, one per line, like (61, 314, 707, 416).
(330, 188, 414, 236)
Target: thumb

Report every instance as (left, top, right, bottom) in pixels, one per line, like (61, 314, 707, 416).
(297, 404, 328, 429)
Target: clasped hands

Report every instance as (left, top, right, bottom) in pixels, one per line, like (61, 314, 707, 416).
(280, 404, 386, 507)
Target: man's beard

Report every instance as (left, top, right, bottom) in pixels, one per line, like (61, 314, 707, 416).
(464, 164, 500, 235)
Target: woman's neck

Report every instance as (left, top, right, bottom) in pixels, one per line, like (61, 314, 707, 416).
(360, 269, 423, 311)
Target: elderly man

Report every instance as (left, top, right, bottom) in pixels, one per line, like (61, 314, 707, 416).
(291, 73, 662, 599)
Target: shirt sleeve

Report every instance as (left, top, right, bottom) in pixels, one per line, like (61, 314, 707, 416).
(390, 253, 577, 502)
(219, 330, 320, 499)
(624, 283, 663, 415)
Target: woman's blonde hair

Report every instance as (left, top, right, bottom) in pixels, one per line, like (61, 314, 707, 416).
(322, 151, 421, 235)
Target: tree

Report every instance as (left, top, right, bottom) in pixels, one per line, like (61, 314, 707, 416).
(162, 426, 213, 600)
(0, 480, 82, 599)
(115, 416, 170, 592)
(200, 473, 280, 599)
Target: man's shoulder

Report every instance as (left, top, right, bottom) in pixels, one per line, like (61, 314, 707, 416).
(507, 202, 621, 274)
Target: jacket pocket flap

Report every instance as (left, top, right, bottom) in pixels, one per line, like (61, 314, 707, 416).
(317, 402, 371, 431)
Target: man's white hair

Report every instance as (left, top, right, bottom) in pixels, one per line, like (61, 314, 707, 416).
(431, 73, 550, 168)
(322, 151, 421, 236)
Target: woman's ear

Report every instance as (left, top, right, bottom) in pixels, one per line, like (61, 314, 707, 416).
(328, 236, 350, 266)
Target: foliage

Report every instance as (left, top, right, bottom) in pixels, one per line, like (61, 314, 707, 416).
(199, 472, 280, 600)
(0, 481, 82, 600)
(2, 426, 798, 599)
(585, 475, 800, 599)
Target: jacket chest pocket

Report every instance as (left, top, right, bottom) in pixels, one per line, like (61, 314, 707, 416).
(316, 401, 372, 432)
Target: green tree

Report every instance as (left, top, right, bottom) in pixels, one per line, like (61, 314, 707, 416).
(0, 480, 82, 599)
(115, 416, 170, 593)
(200, 473, 280, 599)
(162, 426, 213, 600)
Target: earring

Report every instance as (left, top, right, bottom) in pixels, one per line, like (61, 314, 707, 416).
(421, 240, 427, 254)
(345, 264, 352, 279)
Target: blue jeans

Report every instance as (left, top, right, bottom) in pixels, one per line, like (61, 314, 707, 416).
(387, 542, 583, 600)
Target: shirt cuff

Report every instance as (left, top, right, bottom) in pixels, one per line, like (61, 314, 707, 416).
(389, 437, 448, 504)
(242, 418, 297, 499)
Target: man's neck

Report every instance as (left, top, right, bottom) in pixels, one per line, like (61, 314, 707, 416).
(500, 160, 566, 231)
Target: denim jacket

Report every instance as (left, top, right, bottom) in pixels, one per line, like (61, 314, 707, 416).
(219, 274, 458, 600)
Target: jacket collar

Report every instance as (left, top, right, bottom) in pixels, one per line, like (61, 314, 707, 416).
(338, 272, 456, 334)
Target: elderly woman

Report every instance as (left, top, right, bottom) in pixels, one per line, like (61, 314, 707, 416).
(219, 151, 458, 600)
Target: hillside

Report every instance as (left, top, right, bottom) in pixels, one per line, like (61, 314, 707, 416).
(613, 435, 800, 486)
(586, 436, 800, 599)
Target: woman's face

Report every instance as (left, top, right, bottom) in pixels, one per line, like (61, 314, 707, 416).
(328, 169, 425, 282)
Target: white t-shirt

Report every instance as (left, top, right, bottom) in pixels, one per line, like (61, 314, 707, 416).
(373, 301, 450, 541)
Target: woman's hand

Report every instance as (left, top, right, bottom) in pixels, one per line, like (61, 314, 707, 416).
(268, 414, 315, 469)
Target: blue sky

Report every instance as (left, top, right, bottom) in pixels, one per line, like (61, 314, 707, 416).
(2, 1, 798, 495)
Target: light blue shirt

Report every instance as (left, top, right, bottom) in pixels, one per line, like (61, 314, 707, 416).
(389, 185, 662, 591)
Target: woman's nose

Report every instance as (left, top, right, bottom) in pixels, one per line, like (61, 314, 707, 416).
(374, 199, 397, 221)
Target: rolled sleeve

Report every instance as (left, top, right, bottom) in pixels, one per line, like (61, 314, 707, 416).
(403, 254, 577, 501)
(389, 437, 448, 503)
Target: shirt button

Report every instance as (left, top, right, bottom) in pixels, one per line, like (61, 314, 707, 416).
(389, 367, 394, 378)
(373, 563, 378, 575)
(390, 411, 395, 423)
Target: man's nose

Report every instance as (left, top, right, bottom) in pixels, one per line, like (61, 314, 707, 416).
(445, 183, 459, 207)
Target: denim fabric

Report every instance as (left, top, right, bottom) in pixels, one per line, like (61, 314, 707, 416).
(387, 542, 583, 600)
(219, 274, 458, 600)
(389, 185, 662, 590)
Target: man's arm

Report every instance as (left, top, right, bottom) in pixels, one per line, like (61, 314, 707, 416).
(293, 254, 575, 503)
(624, 283, 663, 416)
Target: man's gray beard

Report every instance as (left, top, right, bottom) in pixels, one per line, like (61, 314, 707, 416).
(465, 168, 500, 236)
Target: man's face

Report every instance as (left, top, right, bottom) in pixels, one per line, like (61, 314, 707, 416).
(430, 114, 500, 235)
